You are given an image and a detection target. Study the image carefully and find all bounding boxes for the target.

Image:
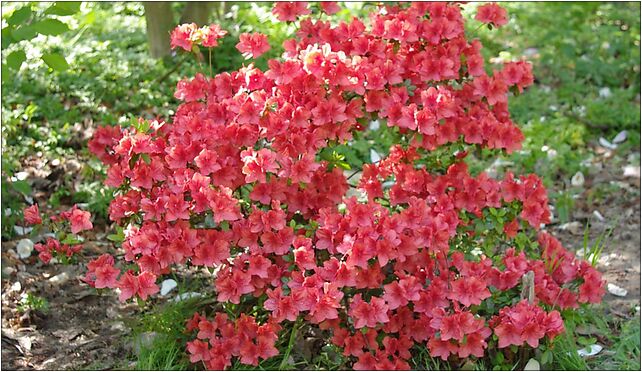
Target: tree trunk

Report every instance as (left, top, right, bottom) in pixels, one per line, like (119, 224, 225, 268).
(143, 2, 175, 59)
(179, 2, 216, 25)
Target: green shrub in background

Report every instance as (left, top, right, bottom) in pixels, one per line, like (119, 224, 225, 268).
(472, 2, 640, 138)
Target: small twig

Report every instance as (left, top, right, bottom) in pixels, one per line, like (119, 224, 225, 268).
(521, 270, 535, 304)
(347, 159, 382, 181)
(209, 48, 213, 77)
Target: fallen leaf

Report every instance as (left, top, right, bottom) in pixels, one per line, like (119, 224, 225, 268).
(524, 358, 540, 370)
(623, 165, 640, 178)
(598, 137, 617, 150)
(13, 226, 33, 235)
(558, 221, 583, 235)
(612, 130, 627, 144)
(16, 239, 34, 259)
(17, 336, 31, 353)
(577, 344, 603, 357)
(370, 149, 381, 163)
(571, 171, 585, 187)
(172, 292, 202, 302)
(160, 279, 177, 296)
(607, 283, 628, 297)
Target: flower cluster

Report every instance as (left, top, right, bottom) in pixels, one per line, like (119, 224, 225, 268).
(170, 23, 228, 51)
(86, 2, 604, 369)
(23, 204, 93, 264)
(34, 238, 82, 264)
(491, 300, 564, 348)
(186, 312, 280, 369)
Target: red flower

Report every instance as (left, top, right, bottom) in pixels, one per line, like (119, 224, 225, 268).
(349, 295, 389, 329)
(236, 32, 271, 59)
(136, 271, 159, 300)
(428, 337, 457, 361)
(94, 264, 120, 289)
(187, 340, 211, 363)
(492, 300, 565, 349)
(23, 204, 42, 225)
(475, 3, 508, 27)
(320, 2, 340, 15)
(170, 23, 198, 51)
(272, 2, 310, 22)
(117, 271, 138, 302)
(69, 206, 93, 234)
(448, 276, 491, 307)
(201, 24, 227, 47)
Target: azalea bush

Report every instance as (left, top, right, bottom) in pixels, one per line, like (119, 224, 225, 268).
(23, 203, 93, 264)
(29, 2, 607, 370)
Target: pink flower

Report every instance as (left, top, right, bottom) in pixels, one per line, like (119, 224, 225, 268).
(23, 204, 42, 225)
(201, 24, 227, 47)
(320, 2, 340, 15)
(272, 2, 310, 22)
(136, 271, 159, 300)
(170, 23, 198, 51)
(475, 3, 508, 27)
(69, 207, 93, 234)
(117, 271, 138, 302)
(236, 32, 271, 59)
(94, 264, 120, 289)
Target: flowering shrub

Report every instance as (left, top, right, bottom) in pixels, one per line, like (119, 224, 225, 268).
(83, 2, 605, 369)
(23, 204, 93, 264)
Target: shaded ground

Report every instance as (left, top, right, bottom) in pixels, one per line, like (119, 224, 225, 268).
(1, 240, 138, 370)
(1, 145, 640, 370)
(550, 147, 641, 315)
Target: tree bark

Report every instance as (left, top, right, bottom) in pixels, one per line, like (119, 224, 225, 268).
(179, 2, 216, 25)
(143, 2, 175, 59)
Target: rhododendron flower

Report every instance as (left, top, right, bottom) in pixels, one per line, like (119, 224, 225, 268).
(117, 271, 159, 301)
(69, 206, 93, 234)
(94, 263, 120, 289)
(201, 24, 228, 47)
(272, 2, 310, 21)
(320, 1, 340, 15)
(23, 204, 42, 225)
(236, 32, 271, 59)
(171, 23, 198, 51)
(492, 300, 564, 348)
(475, 3, 508, 27)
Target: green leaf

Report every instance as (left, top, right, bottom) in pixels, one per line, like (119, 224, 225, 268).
(541, 349, 553, 365)
(10, 25, 37, 42)
(1, 27, 15, 48)
(7, 6, 32, 26)
(41, 53, 69, 71)
(61, 235, 82, 245)
(12, 180, 31, 195)
(107, 232, 124, 243)
(32, 19, 69, 36)
(44, 2, 81, 16)
(6, 50, 26, 70)
(1, 64, 9, 80)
